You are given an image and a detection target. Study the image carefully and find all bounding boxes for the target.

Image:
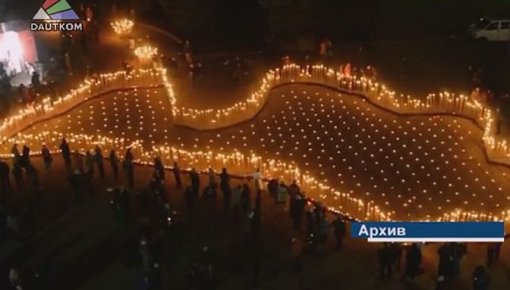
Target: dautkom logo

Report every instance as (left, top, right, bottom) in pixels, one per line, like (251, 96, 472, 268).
(30, 0, 83, 32)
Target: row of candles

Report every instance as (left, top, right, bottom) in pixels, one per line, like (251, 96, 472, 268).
(1, 63, 509, 222)
(167, 63, 510, 166)
(0, 131, 390, 222)
(1, 61, 509, 222)
(440, 210, 510, 232)
(134, 45, 159, 62)
(171, 64, 489, 130)
(5, 130, 510, 226)
(2, 22, 510, 225)
(110, 19, 134, 36)
(0, 69, 163, 141)
(107, 18, 509, 172)
(111, 18, 159, 65)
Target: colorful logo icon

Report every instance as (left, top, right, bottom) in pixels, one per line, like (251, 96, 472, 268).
(30, 0, 83, 31)
(33, 0, 80, 20)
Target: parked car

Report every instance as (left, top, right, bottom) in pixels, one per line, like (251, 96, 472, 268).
(469, 18, 510, 41)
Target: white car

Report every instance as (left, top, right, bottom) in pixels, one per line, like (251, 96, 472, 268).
(470, 18, 510, 42)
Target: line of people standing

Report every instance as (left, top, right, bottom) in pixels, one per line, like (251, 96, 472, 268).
(0, 144, 41, 195)
(0, 138, 138, 199)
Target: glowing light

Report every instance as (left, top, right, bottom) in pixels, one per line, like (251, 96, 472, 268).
(134, 45, 158, 61)
(110, 19, 134, 36)
(1, 59, 510, 226)
(0, 31, 24, 74)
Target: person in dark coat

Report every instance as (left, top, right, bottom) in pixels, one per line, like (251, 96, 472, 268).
(451, 242, 466, 277)
(436, 243, 455, 288)
(219, 168, 231, 209)
(493, 242, 502, 263)
(250, 205, 262, 239)
(150, 170, 166, 203)
(31, 71, 40, 88)
(287, 180, 300, 218)
(390, 243, 403, 271)
(402, 243, 422, 280)
(124, 148, 134, 162)
(437, 243, 454, 280)
(95, 145, 105, 178)
(26, 164, 40, 189)
(68, 170, 83, 202)
(293, 193, 306, 230)
(487, 242, 502, 267)
(313, 203, 325, 227)
(85, 151, 95, 178)
(305, 209, 315, 234)
(378, 243, 393, 280)
(185, 186, 195, 210)
(231, 185, 242, 218)
(206, 168, 217, 198)
(240, 183, 251, 214)
(73, 150, 84, 174)
(109, 150, 119, 180)
(194, 246, 214, 290)
(60, 138, 71, 167)
(267, 178, 278, 198)
(41, 145, 53, 170)
(11, 144, 21, 165)
(154, 157, 165, 180)
(120, 187, 131, 218)
(12, 163, 23, 190)
(331, 214, 346, 250)
(149, 171, 161, 193)
(108, 188, 121, 220)
(219, 168, 230, 191)
(172, 162, 182, 188)
(124, 148, 135, 188)
(0, 160, 11, 193)
(472, 265, 491, 290)
(21, 145, 30, 168)
(189, 168, 200, 199)
(255, 189, 262, 209)
(222, 184, 232, 210)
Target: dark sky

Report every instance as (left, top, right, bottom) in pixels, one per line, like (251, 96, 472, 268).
(2, 0, 510, 50)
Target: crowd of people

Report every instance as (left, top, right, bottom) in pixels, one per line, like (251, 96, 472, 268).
(1, 1, 508, 289)
(0, 138, 507, 289)
(375, 237, 496, 290)
(0, 137, 339, 288)
(0, 3, 105, 116)
(0, 31, 501, 290)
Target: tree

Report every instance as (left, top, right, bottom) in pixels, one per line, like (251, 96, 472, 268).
(257, 0, 382, 45)
(258, 0, 318, 41)
(154, 0, 219, 38)
(154, 0, 265, 50)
